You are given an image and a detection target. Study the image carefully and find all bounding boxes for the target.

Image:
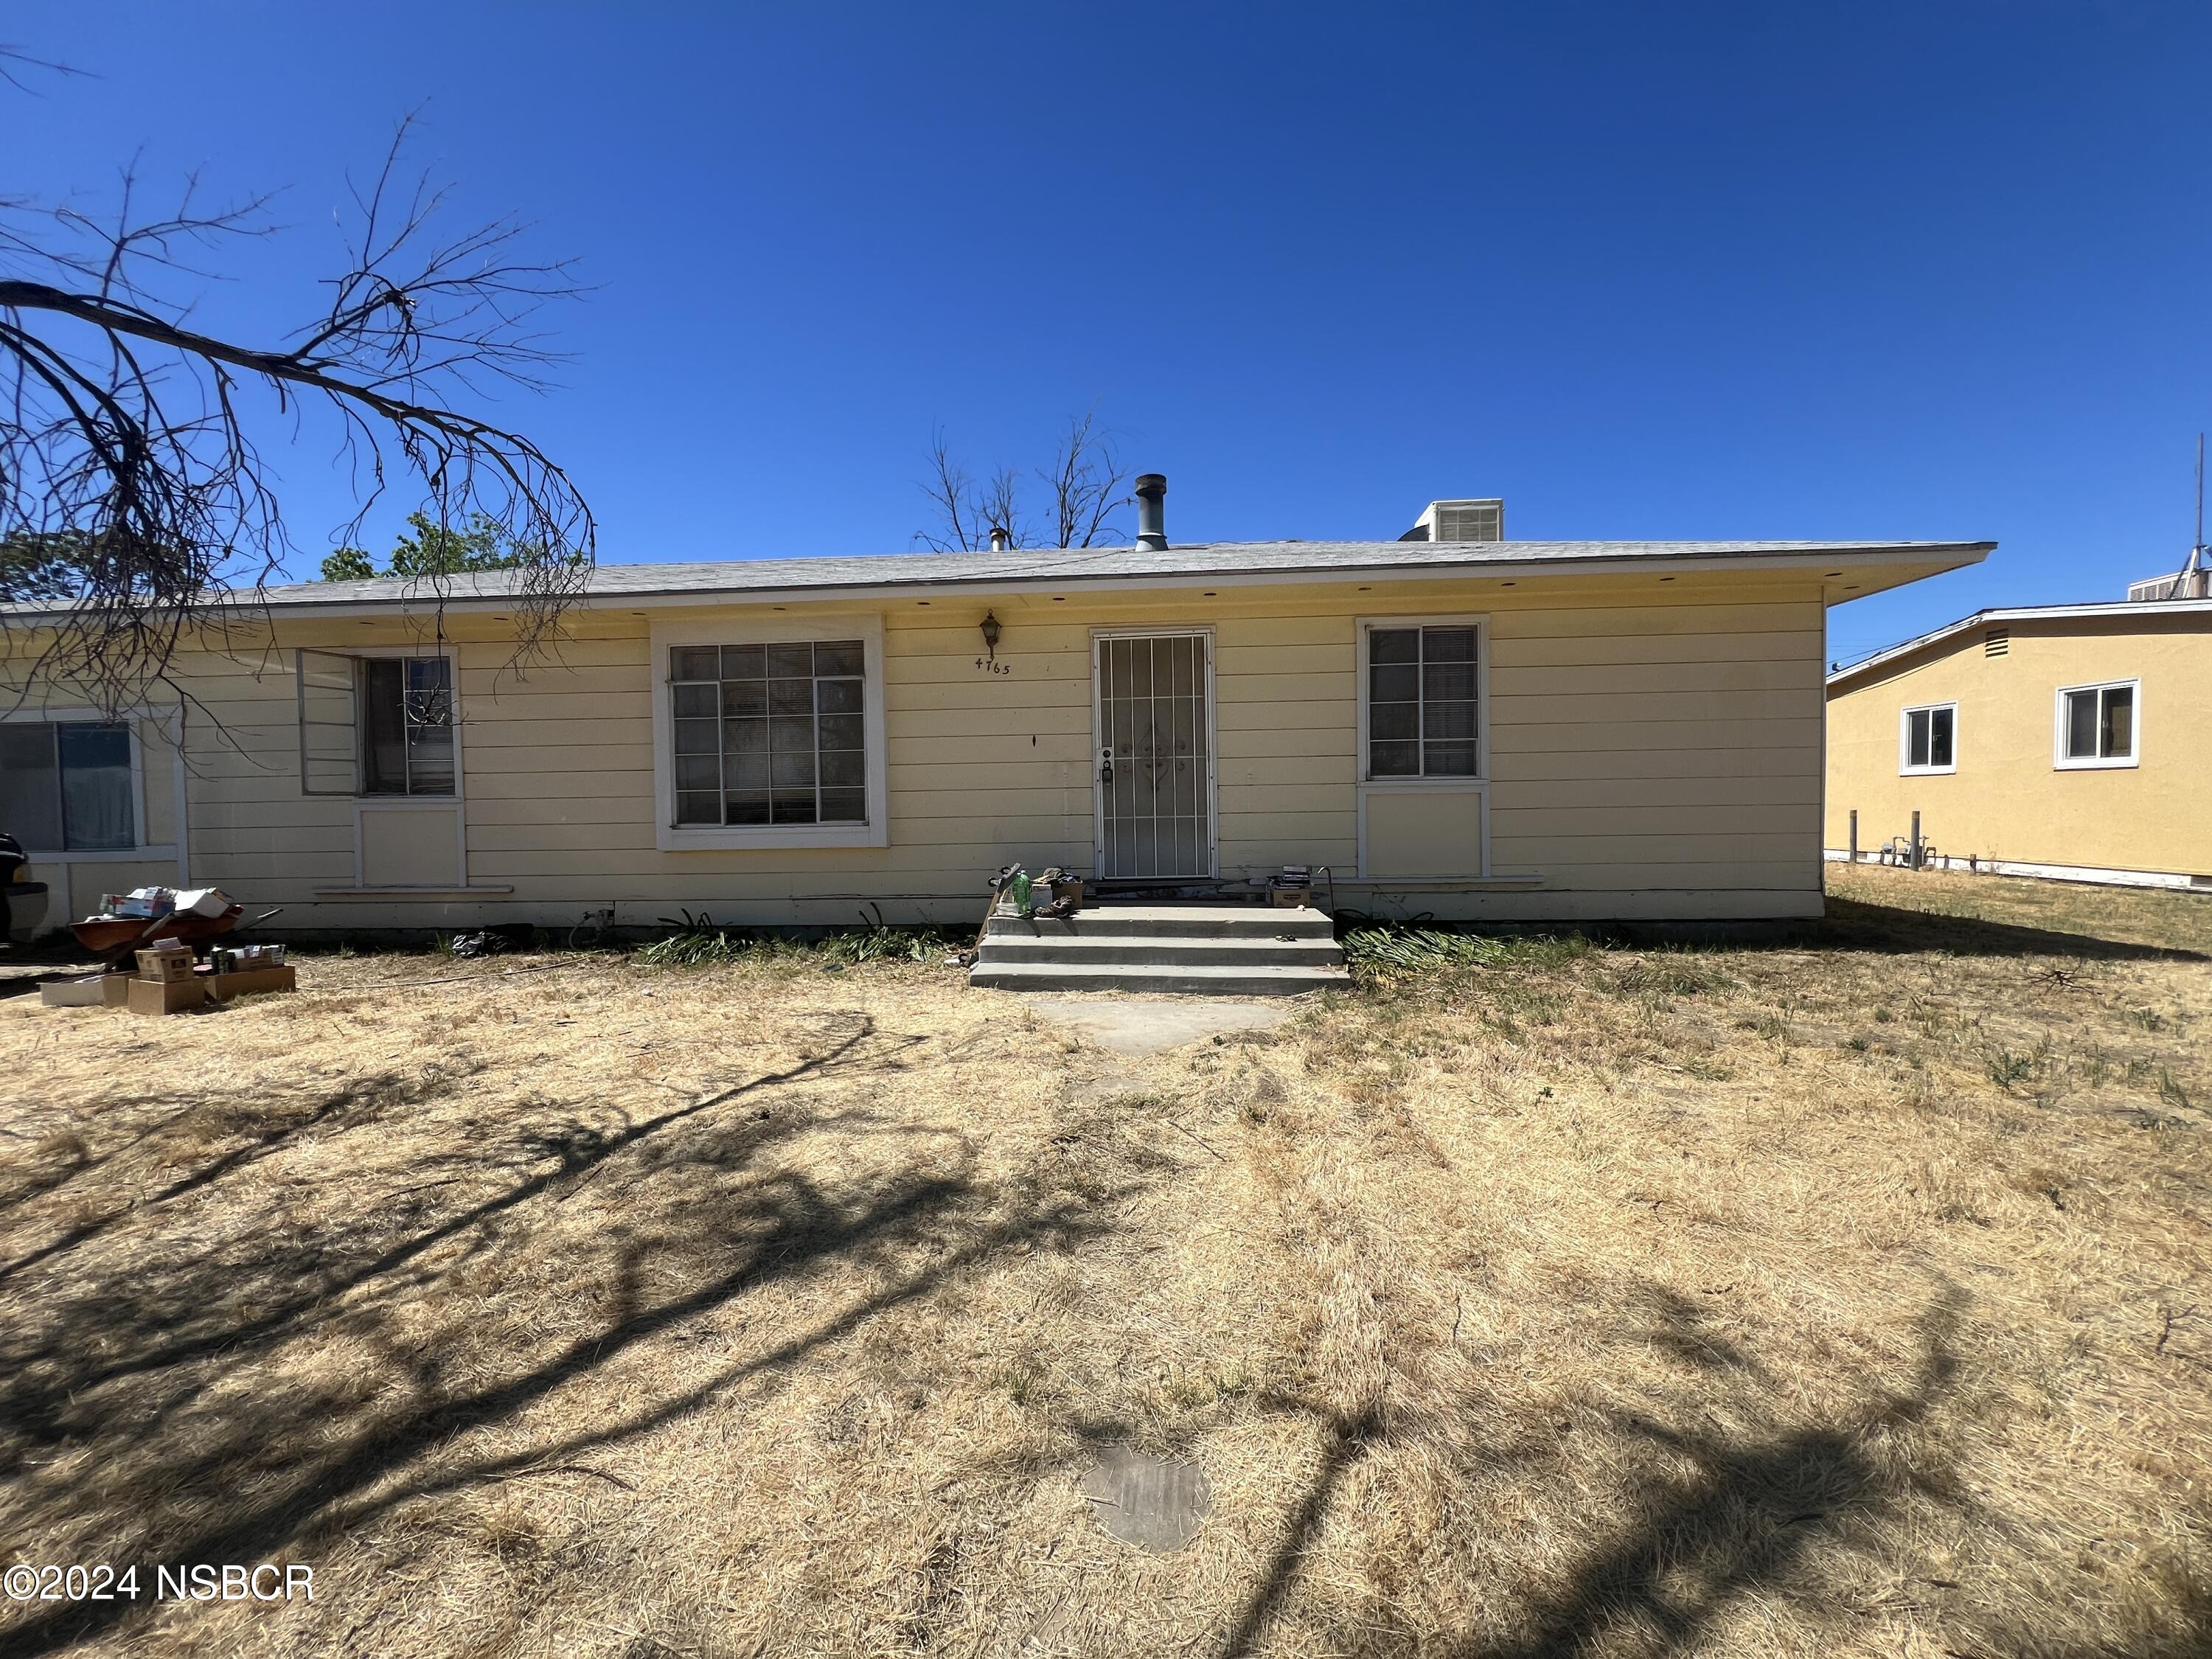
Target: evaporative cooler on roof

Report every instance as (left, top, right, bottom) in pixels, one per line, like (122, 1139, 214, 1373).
(1399, 499, 1504, 543)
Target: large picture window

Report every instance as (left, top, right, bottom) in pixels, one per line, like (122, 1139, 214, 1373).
(669, 640, 867, 827)
(1900, 703, 1955, 774)
(2055, 680, 2138, 769)
(0, 721, 135, 851)
(1365, 624, 1480, 779)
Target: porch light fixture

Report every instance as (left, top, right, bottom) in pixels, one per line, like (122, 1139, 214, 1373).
(979, 611, 1002, 662)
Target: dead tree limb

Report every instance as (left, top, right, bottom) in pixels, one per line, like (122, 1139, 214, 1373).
(0, 105, 593, 714)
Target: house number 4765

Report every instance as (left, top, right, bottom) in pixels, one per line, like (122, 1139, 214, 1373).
(973, 657, 1012, 675)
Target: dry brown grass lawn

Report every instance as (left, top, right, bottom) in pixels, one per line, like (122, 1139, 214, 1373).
(1, 867, 2208, 1658)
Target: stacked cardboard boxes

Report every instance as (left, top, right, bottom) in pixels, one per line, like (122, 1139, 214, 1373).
(40, 933, 296, 1015)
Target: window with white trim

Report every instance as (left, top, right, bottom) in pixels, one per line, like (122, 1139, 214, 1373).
(2056, 680, 2137, 768)
(0, 721, 134, 850)
(669, 640, 868, 827)
(1364, 624, 1481, 779)
(296, 651, 456, 797)
(1900, 703, 1955, 774)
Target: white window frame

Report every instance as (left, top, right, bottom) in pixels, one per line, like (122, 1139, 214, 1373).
(1356, 614, 1491, 787)
(1899, 701, 1958, 776)
(2053, 678, 2140, 771)
(324, 646, 468, 888)
(360, 653, 460, 798)
(296, 644, 465, 801)
(1355, 614, 1492, 880)
(0, 706, 183, 867)
(650, 613, 889, 851)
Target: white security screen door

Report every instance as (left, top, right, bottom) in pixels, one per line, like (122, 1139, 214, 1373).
(1093, 630, 1215, 880)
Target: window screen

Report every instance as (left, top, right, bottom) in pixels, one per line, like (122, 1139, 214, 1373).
(1905, 706, 1954, 770)
(1367, 626, 1478, 778)
(0, 721, 133, 850)
(669, 641, 866, 827)
(2062, 684, 2135, 762)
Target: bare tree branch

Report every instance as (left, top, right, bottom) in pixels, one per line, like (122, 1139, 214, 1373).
(915, 409, 1127, 553)
(0, 105, 594, 715)
(914, 429, 987, 552)
(978, 465, 1025, 549)
(1039, 407, 1129, 549)
(0, 44, 91, 94)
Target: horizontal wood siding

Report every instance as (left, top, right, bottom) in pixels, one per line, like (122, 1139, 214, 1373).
(1486, 597, 1821, 900)
(8, 580, 1827, 926)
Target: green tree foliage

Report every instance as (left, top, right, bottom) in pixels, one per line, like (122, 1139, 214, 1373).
(319, 512, 568, 581)
(0, 532, 86, 602)
(318, 546, 378, 582)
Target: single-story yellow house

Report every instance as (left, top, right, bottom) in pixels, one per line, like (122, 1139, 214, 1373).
(2, 492, 1989, 935)
(1825, 594, 2212, 888)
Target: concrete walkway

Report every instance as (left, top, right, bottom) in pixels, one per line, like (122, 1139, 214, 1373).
(1027, 996, 1293, 1057)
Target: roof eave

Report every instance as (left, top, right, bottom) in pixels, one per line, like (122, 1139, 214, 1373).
(13, 540, 1986, 625)
(1826, 594, 2212, 689)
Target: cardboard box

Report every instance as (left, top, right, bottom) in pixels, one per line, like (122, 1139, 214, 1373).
(40, 973, 133, 1009)
(127, 976, 208, 1016)
(135, 943, 195, 983)
(204, 964, 297, 1002)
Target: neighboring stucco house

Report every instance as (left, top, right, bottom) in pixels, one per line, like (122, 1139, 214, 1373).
(1, 489, 1987, 934)
(1825, 592, 2212, 888)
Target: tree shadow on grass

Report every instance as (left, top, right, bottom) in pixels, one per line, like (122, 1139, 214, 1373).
(1812, 897, 2207, 963)
(1479, 1313, 1960, 1659)
(1214, 1281, 2194, 1658)
(0, 1011, 1138, 1656)
(1218, 1408, 1385, 1659)
(1221, 1277, 2212, 1658)
(0, 1062, 487, 1285)
(0, 1019, 905, 1431)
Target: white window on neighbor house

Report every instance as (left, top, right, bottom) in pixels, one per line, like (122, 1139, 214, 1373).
(1360, 621, 1485, 780)
(0, 720, 138, 851)
(1899, 702, 1956, 775)
(651, 618, 888, 851)
(2055, 679, 2138, 770)
(297, 651, 457, 796)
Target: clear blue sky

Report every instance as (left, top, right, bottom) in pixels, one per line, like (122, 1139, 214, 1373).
(10, 2, 2211, 664)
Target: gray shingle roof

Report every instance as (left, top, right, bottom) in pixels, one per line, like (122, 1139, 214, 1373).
(237, 537, 1992, 610)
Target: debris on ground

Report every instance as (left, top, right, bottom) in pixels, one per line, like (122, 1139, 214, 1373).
(449, 926, 534, 959)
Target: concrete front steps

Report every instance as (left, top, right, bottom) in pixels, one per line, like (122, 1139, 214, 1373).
(968, 904, 1349, 995)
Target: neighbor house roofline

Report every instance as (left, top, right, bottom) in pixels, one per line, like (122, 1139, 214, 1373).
(0, 537, 1996, 623)
(1826, 596, 2212, 690)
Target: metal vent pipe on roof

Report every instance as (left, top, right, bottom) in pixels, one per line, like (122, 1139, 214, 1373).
(1134, 473, 1168, 551)
(988, 525, 1011, 552)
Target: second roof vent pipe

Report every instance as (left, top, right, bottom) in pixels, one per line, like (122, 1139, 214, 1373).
(1134, 473, 1168, 551)
(988, 525, 1011, 552)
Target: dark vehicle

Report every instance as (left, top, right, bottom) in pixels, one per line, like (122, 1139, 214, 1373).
(0, 833, 49, 945)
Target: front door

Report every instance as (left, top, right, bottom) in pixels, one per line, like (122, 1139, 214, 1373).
(1093, 630, 1215, 880)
